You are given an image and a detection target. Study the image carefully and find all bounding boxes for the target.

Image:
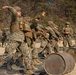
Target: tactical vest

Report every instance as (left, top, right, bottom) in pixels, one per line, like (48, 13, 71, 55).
(10, 17, 24, 32)
(10, 17, 32, 33)
(10, 23, 20, 32)
(64, 27, 71, 34)
(19, 17, 31, 32)
(23, 23, 31, 32)
(45, 33, 49, 39)
(19, 17, 24, 30)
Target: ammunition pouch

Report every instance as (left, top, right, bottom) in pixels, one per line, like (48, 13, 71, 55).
(11, 24, 20, 32)
(25, 31, 33, 39)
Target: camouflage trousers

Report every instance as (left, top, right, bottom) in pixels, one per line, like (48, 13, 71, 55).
(63, 36, 72, 51)
(32, 48, 38, 59)
(19, 43, 32, 70)
(50, 39, 59, 53)
(25, 37, 32, 47)
(32, 39, 41, 59)
(0, 40, 32, 70)
(42, 41, 54, 56)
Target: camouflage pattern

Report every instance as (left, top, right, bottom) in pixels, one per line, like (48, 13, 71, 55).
(6, 6, 23, 33)
(63, 23, 73, 51)
(5, 40, 19, 54)
(32, 48, 38, 59)
(8, 31, 24, 42)
(46, 21, 60, 52)
(0, 41, 32, 70)
(24, 18, 33, 47)
(19, 43, 32, 70)
(25, 37, 32, 47)
(48, 21, 54, 26)
(0, 40, 19, 67)
(66, 22, 70, 25)
(0, 6, 34, 74)
(13, 6, 21, 11)
(1, 5, 75, 75)
(35, 11, 48, 26)
(45, 26, 58, 40)
(32, 40, 41, 59)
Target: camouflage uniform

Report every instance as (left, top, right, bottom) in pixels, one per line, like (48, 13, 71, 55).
(0, 6, 33, 74)
(23, 17, 33, 47)
(46, 21, 61, 53)
(63, 22, 73, 51)
(39, 30, 54, 56)
(35, 11, 48, 26)
(30, 18, 42, 66)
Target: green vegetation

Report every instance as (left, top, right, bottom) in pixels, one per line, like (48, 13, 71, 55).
(0, 0, 76, 30)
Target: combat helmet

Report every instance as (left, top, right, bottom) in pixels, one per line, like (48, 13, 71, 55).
(48, 21, 55, 26)
(66, 22, 70, 25)
(25, 16, 32, 22)
(14, 6, 21, 11)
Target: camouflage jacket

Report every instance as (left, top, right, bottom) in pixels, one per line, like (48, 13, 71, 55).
(63, 27, 73, 37)
(6, 6, 25, 42)
(7, 6, 24, 32)
(45, 26, 58, 41)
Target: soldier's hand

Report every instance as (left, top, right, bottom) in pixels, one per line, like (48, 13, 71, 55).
(2, 6, 9, 9)
(59, 36, 63, 41)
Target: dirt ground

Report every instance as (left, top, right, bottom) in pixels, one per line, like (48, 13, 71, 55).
(65, 64, 76, 75)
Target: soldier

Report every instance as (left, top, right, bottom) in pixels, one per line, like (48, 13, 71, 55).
(36, 11, 48, 26)
(22, 17, 39, 71)
(62, 22, 73, 51)
(30, 17, 42, 66)
(23, 17, 33, 47)
(37, 28, 50, 57)
(46, 21, 61, 53)
(1, 6, 34, 74)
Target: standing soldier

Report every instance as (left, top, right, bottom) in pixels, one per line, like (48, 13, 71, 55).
(30, 17, 42, 66)
(0, 6, 34, 74)
(62, 22, 73, 51)
(22, 17, 39, 71)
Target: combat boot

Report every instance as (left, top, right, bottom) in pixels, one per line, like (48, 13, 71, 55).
(0, 60, 5, 67)
(7, 58, 14, 70)
(32, 59, 41, 65)
(32, 65, 38, 70)
(26, 69, 34, 75)
(35, 59, 42, 64)
(44, 54, 47, 57)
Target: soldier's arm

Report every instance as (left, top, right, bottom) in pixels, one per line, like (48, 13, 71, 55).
(2, 6, 17, 15)
(53, 29, 61, 37)
(62, 27, 66, 34)
(49, 28, 58, 40)
(70, 28, 74, 37)
(71, 28, 73, 34)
